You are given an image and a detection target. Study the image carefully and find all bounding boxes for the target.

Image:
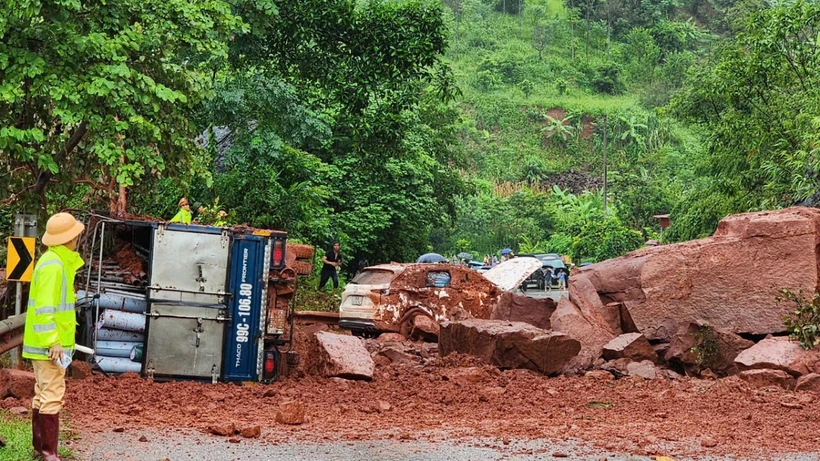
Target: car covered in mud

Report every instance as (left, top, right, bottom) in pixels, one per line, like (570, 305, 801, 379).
(338, 258, 542, 337)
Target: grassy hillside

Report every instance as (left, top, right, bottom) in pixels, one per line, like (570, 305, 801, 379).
(435, 0, 711, 261)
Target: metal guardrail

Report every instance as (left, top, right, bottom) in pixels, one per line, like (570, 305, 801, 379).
(0, 313, 25, 355)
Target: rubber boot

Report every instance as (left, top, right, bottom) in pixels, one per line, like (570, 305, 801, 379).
(32, 408, 43, 459)
(38, 413, 62, 461)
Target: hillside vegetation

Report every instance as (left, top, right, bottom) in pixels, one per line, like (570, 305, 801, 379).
(1, 0, 817, 269)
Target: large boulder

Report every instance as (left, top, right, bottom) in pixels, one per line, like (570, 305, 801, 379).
(665, 323, 754, 375)
(568, 207, 820, 343)
(602, 333, 658, 363)
(549, 297, 616, 371)
(439, 319, 580, 375)
(734, 336, 820, 377)
(308, 331, 374, 380)
(491, 292, 556, 330)
(0, 369, 35, 400)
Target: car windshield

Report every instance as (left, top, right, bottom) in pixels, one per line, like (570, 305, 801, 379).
(540, 258, 565, 269)
(350, 269, 397, 285)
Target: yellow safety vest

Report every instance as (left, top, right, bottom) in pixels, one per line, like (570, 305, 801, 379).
(22, 245, 84, 360)
(170, 208, 192, 224)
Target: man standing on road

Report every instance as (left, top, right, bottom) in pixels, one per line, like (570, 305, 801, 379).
(23, 212, 85, 461)
(319, 241, 342, 296)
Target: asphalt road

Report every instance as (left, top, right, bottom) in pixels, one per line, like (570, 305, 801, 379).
(71, 429, 820, 461)
(517, 288, 568, 302)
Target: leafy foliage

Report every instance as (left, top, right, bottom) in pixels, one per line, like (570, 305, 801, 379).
(779, 289, 820, 350)
(0, 0, 241, 213)
(689, 324, 720, 372)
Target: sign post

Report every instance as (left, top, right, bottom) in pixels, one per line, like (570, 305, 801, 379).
(6, 214, 37, 368)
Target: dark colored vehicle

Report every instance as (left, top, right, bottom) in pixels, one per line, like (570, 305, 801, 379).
(518, 254, 569, 291)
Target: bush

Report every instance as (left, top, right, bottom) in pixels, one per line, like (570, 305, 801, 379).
(779, 289, 820, 350)
(590, 62, 624, 95)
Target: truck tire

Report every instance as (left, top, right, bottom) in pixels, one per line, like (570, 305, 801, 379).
(287, 243, 315, 260)
(292, 260, 313, 275)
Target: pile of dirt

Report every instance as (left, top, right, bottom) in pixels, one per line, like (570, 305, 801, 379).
(64, 362, 820, 459)
(114, 243, 145, 279)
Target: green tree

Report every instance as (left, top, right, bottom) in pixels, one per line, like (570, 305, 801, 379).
(0, 0, 241, 214)
(670, 0, 820, 238)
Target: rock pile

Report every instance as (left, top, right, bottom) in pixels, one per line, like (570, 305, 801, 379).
(439, 208, 820, 387)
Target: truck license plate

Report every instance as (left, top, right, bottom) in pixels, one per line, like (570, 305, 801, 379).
(351, 296, 363, 306)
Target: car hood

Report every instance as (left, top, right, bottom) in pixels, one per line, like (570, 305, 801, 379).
(482, 258, 544, 292)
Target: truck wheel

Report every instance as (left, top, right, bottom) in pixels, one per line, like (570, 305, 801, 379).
(287, 243, 315, 260)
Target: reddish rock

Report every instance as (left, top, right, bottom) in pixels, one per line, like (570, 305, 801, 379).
(9, 406, 28, 416)
(734, 337, 820, 377)
(311, 331, 374, 380)
(376, 345, 421, 366)
(204, 391, 226, 402)
(372, 355, 391, 367)
(549, 297, 616, 371)
(602, 333, 657, 363)
(229, 437, 241, 443)
(794, 373, 820, 393)
(626, 360, 657, 380)
(377, 401, 391, 413)
(584, 370, 614, 381)
(665, 323, 754, 375)
(276, 401, 306, 425)
(600, 358, 631, 377)
(0, 397, 20, 409)
(568, 208, 820, 343)
(600, 302, 623, 335)
(738, 369, 795, 390)
(68, 360, 93, 380)
(479, 386, 506, 401)
(0, 369, 35, 400)
(139, 435, 148, 442)
(410, 315, 440, 342)
(441, 367, 491, 386)
(263, 388, 277, 398)
(439, 319, 580, 376)
(376, 333, 406, 344)
(239, 425, 261, 438)
(208, 422, 236, 436)
(492, 292, 556, 330)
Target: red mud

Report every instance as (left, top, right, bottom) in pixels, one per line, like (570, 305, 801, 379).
(64, 360, 820, 459)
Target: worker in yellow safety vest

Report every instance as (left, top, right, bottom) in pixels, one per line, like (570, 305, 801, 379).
(170, 197, 192, 224)
(22, 212, 85, 461)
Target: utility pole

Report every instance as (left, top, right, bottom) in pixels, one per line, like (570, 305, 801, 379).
(602, 115, 608, 212)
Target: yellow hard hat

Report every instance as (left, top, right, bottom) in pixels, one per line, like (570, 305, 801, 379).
(42, 212, 85, 246)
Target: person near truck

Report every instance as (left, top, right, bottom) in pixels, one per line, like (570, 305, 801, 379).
(319, 241, 342, 296)
(170, 197, 192, 224)
(23, 212, 85, 461)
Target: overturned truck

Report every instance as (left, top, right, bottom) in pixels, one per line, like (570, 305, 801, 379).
(74, 212, 313, 383)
